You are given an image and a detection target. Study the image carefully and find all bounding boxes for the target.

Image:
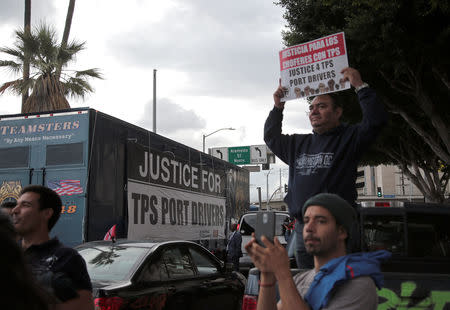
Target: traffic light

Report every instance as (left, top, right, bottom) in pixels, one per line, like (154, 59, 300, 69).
(262, 163, 270, 170)
(284, 184, 288, 193)
(377, 187, 382, 197)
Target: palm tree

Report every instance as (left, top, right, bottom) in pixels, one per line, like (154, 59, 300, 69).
(56, 0, 76, 80)
(22, 0, 31, 110)
(0, 23, 102, 113)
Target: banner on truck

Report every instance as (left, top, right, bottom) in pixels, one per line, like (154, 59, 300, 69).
(127, 181, 226, 240)
(127, 142, 227, 240)
(279, 32, 350, 101)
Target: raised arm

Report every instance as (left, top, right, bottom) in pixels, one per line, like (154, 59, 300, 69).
(264, 80, 297, 165)
(245, 236, 311, 310)
(273, 79, 286, 110)
(341, 67, 388, 152)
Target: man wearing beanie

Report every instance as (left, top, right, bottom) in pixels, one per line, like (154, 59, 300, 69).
(245, 193, 391, 310)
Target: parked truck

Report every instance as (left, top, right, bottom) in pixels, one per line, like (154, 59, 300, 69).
(242, 201, 450, 310)
(0, 108, 249, 251)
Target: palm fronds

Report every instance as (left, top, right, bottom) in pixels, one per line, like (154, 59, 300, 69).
(0, 23, 102, 113)
(0, 60, 23, 75)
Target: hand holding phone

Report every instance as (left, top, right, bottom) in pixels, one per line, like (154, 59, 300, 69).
(255, 211, 275, 247)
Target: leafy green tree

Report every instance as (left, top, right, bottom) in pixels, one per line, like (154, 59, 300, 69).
(0, 23, 102, 113)
(277, 0, 449, 202)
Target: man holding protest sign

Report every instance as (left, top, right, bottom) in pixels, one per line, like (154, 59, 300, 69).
(264, 65, 387, 269)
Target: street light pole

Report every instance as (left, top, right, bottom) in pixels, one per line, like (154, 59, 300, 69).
(257, 186, 262, 209)
(202, 127, 235, 153)
(152, 69, 157, 133)
(266, 169, 273, 209)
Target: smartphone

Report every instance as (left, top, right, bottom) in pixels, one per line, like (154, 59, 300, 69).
(255, 211, 276, 247)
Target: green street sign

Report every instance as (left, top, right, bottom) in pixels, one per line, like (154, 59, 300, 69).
(228, 146, 250, 165)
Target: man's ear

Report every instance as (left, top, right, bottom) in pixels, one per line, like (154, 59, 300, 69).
(42, 208, 53, 222)
(336, 106, 343, 119)
(337, 225, 348, 241)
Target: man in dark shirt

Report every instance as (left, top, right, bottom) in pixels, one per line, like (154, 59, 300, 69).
(12, 185, 94, 310)
(227, 223, 243, 271)
(264, 67, 387, 268)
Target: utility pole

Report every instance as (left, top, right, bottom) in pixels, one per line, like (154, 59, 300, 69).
(266, 173, 269, 210)
(257, 187, 262, 209)
(410, 180, 413, 201)
(153, 69, 157, 133)
(279, 168, 282, 200)
(202, 127, 235, 153)
(401, 171, 405, 195)
(266, 169, 273, 210)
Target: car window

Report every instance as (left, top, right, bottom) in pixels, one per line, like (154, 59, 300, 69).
(139, 255, 169, 282)
(188, 246, 219, 275)
(78, 246, 148, 282)
(406, 213, 450, 258)
(240, 213, 288, 236)
(239, 214, 255, 236)
(362, 215, 405, 255)
(162, 247, 195, 278)
(0, 146, 29, 168)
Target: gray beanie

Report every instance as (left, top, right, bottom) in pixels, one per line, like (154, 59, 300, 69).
(302, 193, 356, 233)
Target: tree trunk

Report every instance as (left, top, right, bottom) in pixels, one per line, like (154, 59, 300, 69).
(382, 148, 448, 203)
(22, 0, 31, 113)
(399, 165, 445, 203)
(379, 71, 450, 165)
(56, 0, 76, 80)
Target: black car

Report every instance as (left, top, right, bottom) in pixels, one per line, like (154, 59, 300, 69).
(76, 240, 246, 310)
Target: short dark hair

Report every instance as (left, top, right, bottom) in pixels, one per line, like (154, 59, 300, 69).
(20, 185, 62, 231)
(1, 201, 16, 209)
(307, 93, 342, 109)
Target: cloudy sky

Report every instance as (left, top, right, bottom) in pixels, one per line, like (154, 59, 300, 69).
(0, 0, 313, 202)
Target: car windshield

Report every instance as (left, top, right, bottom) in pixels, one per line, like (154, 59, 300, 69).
(78, 245, 149, 282)
(240, 213, 288, 236)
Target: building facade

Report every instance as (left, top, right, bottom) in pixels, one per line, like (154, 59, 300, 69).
(357, 164, 450, 202)
(253, 164, 449, 209)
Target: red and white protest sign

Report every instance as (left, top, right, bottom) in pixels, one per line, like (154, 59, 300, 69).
(279, 32, 350, 101)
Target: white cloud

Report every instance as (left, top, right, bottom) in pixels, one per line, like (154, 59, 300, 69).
(138, 97, 206, 135)
(0, 0, 57, 25)
(0, 0, 315, 203)
(106, 0, 284, 99)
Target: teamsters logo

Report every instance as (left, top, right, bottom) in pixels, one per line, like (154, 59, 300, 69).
(0, 121, 80, 136)
(0, 180, 22, 204)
